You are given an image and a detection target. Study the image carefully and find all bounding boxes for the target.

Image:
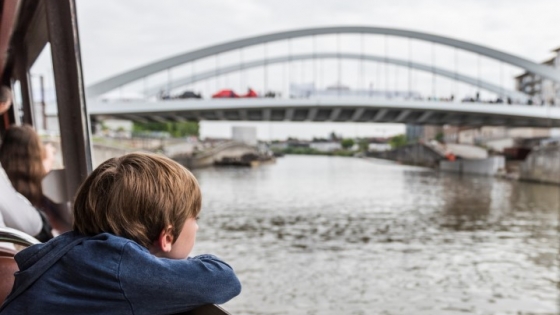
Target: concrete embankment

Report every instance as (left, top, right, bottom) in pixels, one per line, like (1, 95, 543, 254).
(370, 143, 507, 177)
(368, 143, 444, 168)
(364, 141, 560, 185)
(519, 144, 560, 184)
(440, 156, 505, 176)
(172, 142, 259, 169)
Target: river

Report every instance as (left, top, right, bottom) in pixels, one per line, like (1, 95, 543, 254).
(191, 155, 559, 315)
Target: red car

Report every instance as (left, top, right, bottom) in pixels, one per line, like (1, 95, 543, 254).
(212, 89, 239, 98)
(243, 88, 258, 98)
(212, 88, 258, 98)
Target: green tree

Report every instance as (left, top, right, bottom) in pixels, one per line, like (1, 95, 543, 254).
(358, 139, 369, 152)
(388, 134, 407, 149)
(132, 121, 199, 138)
(341, 138, 355, 150)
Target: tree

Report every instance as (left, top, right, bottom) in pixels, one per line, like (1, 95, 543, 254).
(341, 138, 355, 150)
(132, 121, 199, 138)
(388, 134, 407, 149)
(358, 139, 369, 152)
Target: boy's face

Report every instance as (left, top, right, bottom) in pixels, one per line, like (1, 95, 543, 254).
(164, 217, 199, 259)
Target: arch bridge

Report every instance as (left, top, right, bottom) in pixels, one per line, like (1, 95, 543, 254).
(86, 26, 560, 126)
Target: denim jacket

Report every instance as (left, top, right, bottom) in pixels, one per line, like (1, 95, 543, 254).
(0, 232, 241, 314)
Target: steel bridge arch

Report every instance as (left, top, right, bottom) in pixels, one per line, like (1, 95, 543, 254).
(144, 52, 529, 102)
(87, 26, 560, 97)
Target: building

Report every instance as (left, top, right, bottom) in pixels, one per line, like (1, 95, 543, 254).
(443, 46, 560, 149)
(232, 126, 257, 146)
(514, 47, 560, 105)
(406, 125, 442, 143)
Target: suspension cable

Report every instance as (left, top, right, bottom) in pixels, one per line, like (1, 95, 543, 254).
(264, 42, 268, 95)
(337, 33, 341, 97)
(360, 33, 364, 91)
(385, 35, 388, 94)
(431, 42, 436, 99)
(408, 37, 411, 97)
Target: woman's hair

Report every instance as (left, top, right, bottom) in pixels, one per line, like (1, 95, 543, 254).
(0, 124, 45, 207)
(73, 153, 202, 248)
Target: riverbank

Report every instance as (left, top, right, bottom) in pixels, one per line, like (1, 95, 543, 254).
(518, 143, 560, 185)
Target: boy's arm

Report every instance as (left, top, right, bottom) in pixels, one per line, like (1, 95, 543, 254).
(118, 242, 241, 314)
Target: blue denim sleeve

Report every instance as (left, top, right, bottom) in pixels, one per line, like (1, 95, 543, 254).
(118, 242, 241, 315)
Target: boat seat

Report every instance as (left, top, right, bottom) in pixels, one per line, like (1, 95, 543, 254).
(0, 227, 41, 305)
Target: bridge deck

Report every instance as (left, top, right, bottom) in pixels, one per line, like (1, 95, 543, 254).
(88, 98, 560, 127)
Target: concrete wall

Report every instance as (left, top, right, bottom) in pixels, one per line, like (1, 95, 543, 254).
(520, 144, 560, 184)
(173, 142, 258, 169)
(440, 156, 505, 176)
(439, 160, 462, 173)
(92, 144, 132, 168)
(232, 126, 257, 146)
(369, 143, 445, 167)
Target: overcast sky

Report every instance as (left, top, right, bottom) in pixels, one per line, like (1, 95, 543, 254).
(32, 0, 560, 140)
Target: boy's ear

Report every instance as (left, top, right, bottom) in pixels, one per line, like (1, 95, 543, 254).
(153, 225, 174, 254)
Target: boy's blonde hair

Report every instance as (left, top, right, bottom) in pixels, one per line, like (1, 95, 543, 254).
(73, 153, 201, 248)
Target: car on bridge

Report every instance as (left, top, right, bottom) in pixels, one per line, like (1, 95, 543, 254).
(212, 89, 239, 98)
(212, 88, 258, 98)
(176, 90, 202, 99)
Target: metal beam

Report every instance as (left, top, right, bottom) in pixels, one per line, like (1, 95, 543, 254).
(262, 108, 271, 121)
(416, 111, 433, 123)
(285, 108, 294, 121)
(328, 108, 341, 121)
(87, 26, 560, 97)
(46, 0, 92, 201)
(395, 110, 411, 122)
(372, 109, 388, 122)
(215, 110, 225, 120)
(351, 108, 365, 121)
(123, 114, 148, 123)
(172, 115, 187, 123)
(307, 108, 318, 121)
(151, 115, 168, 123)
(239, 109, 248, 121)
(15, 48, 34, 125)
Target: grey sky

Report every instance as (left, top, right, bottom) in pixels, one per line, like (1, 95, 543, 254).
(31, 0, 560, 140)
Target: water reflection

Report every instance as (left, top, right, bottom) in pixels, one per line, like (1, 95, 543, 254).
(192, 155, 559, 315)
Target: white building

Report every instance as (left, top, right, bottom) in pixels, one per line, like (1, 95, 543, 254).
(232, 126, 257, 146)
(514, 47, 560, 105)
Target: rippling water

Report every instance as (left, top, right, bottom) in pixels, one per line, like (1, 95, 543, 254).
(191, 155, 559, 315)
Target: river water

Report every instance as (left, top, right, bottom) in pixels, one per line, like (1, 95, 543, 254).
(191, 155, 559, 315)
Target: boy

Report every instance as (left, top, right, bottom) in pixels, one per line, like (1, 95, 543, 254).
(0, 153, 241, 314)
